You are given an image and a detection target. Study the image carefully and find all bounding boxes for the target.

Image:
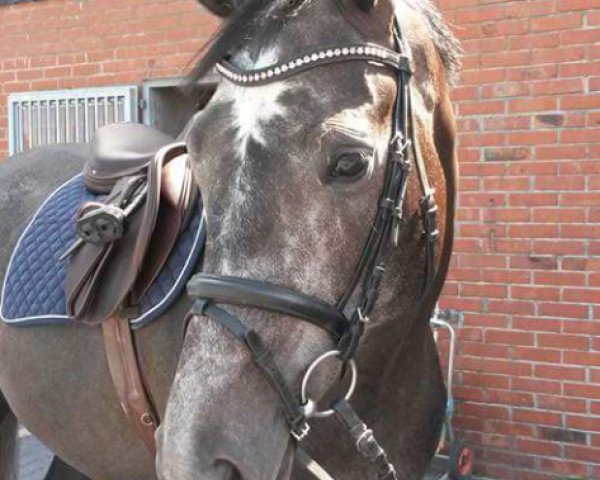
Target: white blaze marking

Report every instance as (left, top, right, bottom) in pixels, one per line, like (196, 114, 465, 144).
(230, 81, 289, 160)
(215, 47, 292, 263)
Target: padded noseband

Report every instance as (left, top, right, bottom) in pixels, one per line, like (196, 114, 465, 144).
(187, 274, 349, 342)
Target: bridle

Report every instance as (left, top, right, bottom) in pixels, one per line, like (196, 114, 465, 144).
(187, 17, 439, 480)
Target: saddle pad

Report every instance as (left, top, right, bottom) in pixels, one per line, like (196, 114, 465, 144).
(1, 174, 205, 329)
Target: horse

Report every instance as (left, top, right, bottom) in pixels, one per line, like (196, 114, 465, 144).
(0, 0, 460, 478)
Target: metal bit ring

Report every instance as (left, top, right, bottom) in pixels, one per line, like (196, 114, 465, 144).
(301, 350, 358, 419)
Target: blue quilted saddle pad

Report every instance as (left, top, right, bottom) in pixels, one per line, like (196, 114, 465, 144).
(1, 174, 205, 329)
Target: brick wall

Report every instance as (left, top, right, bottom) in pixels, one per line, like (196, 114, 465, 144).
(1, 1, 599, 479)
(0, 0, 218, 157)
(437, 1, 600, 479)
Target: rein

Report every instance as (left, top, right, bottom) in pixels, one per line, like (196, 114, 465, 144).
(187, 18, 439, 480)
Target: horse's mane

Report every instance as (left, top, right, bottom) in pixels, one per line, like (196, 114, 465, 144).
(400, 0, 462, 84)
(187, 0, 461, 90)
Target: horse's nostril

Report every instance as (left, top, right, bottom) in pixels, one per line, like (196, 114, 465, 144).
(215, 459, 243, 480)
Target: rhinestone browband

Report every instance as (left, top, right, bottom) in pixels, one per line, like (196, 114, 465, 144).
(216, 43, 410, 86)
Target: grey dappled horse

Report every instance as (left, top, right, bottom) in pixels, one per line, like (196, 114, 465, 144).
(0, 0, 460, 479)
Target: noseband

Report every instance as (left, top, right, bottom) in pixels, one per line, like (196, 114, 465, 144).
(188, 18, 439, 480)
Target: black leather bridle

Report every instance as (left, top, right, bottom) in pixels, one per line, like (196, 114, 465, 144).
(187, 19, 439, 480)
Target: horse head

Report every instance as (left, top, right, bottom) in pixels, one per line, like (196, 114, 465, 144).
(157, 0, 459, 478)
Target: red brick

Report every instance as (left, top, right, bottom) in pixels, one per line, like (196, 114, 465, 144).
(537, 395, 587, 413)
(565, 445, 600, 463)
(510, 256, 558, 271)
(537, 333, 589, 351)
(485, 420, 535, 438)
(533, 271, 585, 287)
(461, 403, 510, 421)
(563, 351, 600, 367)
(509, 225, 558, 239)
(533, 78, 584, 95)
(531, 13, 583, 31)
(508, 193, 558, 207)
(514, 438, 561, 457)
(482, 269, 530, 284)
(564, 383, 600, 399)
(460, 342, 510, 359)
(458, 356, 533, 376)
(563, 288, 600, 303)
(563, 321, 600, 335)
(461, 283, 507, 299)
(512, 346, 561, 363)
(487, 299, 535, 315)
(534, 177, 585, 192)
(507, 161, 558, 177)
(512, 316, 561, 332)
(532, 207, 585, 224)
(485, 329, 534, 346)
(534, 364, 586, 381)
(538, 458, 588, 478)
(511, 285, 560, 301)
(512, 377, 561, 395)
(537, 145, 587, 160)
(461, 372, 510, 390)
(533, 240, 584, 256)
(509, 97, 558, 113)
(513, 408, 562, 426)
(566, 415, 600, 432)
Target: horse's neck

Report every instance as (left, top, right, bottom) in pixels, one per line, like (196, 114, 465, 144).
(302, 310, 445, 479)
(353, 305, 439, 417)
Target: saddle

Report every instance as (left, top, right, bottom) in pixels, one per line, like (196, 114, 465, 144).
(65, 123, 198, 324)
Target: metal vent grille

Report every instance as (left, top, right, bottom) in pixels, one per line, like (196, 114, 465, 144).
(8, 87, 138, 156)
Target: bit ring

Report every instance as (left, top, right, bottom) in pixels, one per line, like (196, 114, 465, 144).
(301, 350, 358, 418)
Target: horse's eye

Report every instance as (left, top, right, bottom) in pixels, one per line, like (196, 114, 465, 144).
(329, 151, 369, 182)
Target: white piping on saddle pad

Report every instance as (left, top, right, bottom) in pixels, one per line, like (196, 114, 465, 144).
(129, 211, 206, 328)
(0, 174, 80, 325)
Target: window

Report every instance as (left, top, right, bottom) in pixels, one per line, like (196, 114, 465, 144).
(142, 76, 217, 138)
(8, 86, 138, 156)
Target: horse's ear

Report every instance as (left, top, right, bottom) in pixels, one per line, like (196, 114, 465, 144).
(356, 0, 378, 13)
(197, 0, 235, 18)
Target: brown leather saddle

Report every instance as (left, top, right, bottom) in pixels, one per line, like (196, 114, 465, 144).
(65, 123, 198, 324)
(63, 123, 198, 453)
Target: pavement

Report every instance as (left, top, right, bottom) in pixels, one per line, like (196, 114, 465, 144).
(14, 428, 481, 480)
(16, 428, 53, 480)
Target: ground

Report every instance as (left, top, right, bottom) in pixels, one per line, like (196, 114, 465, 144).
(16, 428, 53, 480)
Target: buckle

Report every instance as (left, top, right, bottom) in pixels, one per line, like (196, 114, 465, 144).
(357, 308, 370, 324)
(390, 136, 411, 160)
(421, 191, 439, 239)
(291, 421, 311, 442)
(398, 55, 412, 75)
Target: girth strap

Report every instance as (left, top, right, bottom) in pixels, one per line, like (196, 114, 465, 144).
(103, 313, 158, 454)
(193, 299, 311, 441)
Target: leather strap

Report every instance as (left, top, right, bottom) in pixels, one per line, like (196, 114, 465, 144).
(333, 400, 397, 480)
(103, 314, 158, 454)
(187, 274, 348, 342)
(193, 299, 311, 441)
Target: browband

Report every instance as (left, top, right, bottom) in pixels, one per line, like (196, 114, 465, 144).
(216, 43, 410, 86)
(187, 274, 349, 341)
